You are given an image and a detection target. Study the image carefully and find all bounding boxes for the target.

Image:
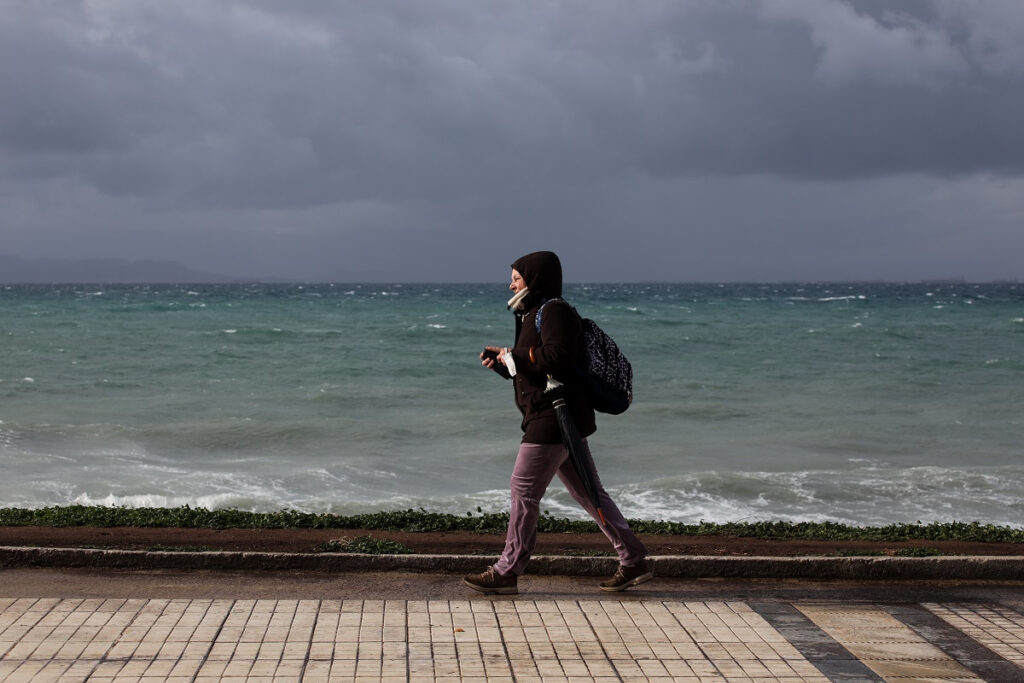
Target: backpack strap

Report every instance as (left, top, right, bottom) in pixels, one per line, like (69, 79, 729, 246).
(534, 297, 563, 334)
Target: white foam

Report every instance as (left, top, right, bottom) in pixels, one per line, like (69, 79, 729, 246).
(8, 459, 1024, 528)
(71, 492, 246, 510)
(305, 468, 350, 486)
(451, 465, 1024, 528)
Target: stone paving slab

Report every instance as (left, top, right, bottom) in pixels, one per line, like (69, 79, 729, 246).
(3, 594, 1024, 682)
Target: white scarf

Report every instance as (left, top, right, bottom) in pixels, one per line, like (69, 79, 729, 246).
(507, 287, 530, 311)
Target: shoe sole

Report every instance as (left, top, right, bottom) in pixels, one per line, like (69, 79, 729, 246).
(599, 571, 654, 592)
(463, 579, 518, 595)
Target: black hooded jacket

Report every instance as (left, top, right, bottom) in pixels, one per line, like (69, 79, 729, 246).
(506, 251, 596, 443)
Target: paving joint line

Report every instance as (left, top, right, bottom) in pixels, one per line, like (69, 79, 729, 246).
(491, 599, 520, 683)
(577, 598, 621, 682)
(190, 598, 236, 683)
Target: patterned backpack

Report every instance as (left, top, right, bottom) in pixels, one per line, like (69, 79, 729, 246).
(536, 299, 633, 415)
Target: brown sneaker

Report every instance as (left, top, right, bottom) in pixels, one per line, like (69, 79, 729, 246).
(463, 567, 518, 595)
(599, 560, 653, 592)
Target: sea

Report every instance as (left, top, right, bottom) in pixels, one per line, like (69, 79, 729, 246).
(2, 282, 1022, 527)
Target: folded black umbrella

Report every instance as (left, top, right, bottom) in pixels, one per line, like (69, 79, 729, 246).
(548, 381, 608, 527)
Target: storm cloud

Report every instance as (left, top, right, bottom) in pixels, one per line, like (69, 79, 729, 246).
(1, 0, 1022, 281)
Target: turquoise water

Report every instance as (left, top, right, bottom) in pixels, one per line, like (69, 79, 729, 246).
(2, 282, 1022, 525)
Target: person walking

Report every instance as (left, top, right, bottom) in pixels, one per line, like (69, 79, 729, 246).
(464, 251, 651, 595)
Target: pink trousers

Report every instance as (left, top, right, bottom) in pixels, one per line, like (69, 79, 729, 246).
(492, 439, 647, 576)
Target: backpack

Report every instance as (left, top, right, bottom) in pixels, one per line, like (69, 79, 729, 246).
(536, 299, 633, 414)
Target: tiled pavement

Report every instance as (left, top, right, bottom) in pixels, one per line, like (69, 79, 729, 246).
(3, 595, 1024, 682)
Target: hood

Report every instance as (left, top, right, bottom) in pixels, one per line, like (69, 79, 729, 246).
(511, 251, 562, 301)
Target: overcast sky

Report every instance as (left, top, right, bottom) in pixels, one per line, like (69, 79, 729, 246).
(2, 0, 1022, 282)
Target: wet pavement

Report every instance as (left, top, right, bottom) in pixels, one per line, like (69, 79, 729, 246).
(2, 569, 1024, 681)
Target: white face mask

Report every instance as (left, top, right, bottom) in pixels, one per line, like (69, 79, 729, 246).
(507, 287, 530, 311)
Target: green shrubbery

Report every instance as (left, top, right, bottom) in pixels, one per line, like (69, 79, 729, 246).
(314, 536, 415, 554)
(1, 505, 1021, 543)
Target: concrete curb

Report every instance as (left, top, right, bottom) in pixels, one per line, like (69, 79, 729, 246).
(1, 546, 1023, 580)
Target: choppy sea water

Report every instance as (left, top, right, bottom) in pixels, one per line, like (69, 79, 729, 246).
(2, 282, 1022, 526)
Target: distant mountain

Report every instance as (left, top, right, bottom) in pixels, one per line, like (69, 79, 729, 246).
(0, 254, 236, 284)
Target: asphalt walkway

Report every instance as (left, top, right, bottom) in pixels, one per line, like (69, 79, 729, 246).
(3, 567, 1024, 681)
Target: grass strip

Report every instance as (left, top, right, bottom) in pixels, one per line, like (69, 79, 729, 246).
(1, 505, 1023, 543)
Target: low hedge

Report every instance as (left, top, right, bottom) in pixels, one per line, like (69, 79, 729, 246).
(1, 505, 1022, 543)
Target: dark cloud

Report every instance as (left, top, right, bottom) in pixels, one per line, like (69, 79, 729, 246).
(0, 0, 1022, 281)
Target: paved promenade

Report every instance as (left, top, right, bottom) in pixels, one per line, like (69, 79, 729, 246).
(3, 568, 1024, 682)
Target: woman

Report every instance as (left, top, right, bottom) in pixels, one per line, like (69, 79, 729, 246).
(464, 250, 651, 595)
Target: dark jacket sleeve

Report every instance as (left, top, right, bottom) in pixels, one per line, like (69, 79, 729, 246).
(511, 300, 596, 443)
(510, 300, 575, 378)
